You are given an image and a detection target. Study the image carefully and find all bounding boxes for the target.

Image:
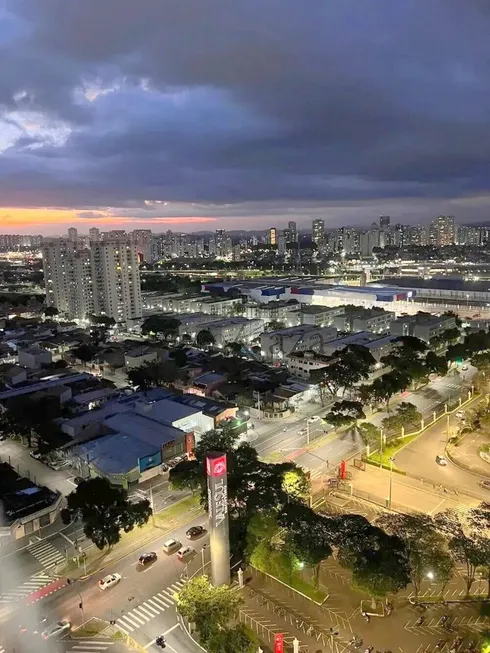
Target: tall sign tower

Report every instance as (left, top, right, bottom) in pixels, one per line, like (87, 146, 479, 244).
(206, 451, 231, 586)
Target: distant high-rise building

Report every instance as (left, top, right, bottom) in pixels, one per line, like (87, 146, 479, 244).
(42, 234, 142, 323)
(89, 227, 100, 243)
(379, 215, 390, 229)
(288, 221, 297, 243)
(277, 231, 287, 255)
(268, 227, 277, 246)
(68, 227, 78, 243)
(430, 215, 456, 247)
(131, 229, 152, 262)
(312, 219, 325, 244)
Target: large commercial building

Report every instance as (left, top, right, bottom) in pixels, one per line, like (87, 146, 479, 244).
(260, 324, 337, 361)
(42, 236, 142, 324)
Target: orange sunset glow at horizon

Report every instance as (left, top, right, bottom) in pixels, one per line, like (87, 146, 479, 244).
(0, 208, 217, 234)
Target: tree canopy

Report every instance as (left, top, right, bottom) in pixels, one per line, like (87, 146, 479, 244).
(60, 477, 152, 549)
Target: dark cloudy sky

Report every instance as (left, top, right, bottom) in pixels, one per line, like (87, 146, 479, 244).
(1, 0, 490, 233)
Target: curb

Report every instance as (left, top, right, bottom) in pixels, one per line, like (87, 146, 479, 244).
(445, 443, 490, 481)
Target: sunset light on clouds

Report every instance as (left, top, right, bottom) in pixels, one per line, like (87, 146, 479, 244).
(2, 1, 490, 233)
(0, 208, 216, 234)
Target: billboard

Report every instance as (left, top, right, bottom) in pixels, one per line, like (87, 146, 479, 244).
(206, 451, 231, 586)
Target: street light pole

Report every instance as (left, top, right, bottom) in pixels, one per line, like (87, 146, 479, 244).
(388, 457, 394, 509)
(379, 429, 384, 469)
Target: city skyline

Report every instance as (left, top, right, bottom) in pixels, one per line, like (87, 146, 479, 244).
(3, 2, 490, 233)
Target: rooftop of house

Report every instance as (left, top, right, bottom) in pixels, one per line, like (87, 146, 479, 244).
(0, 462, 59, 524)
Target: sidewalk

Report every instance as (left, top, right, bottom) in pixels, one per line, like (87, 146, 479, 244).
(347, 464, 479, 514)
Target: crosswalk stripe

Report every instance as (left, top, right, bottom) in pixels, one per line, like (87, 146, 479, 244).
(160, 589, 176, 602)
(137, 605, 154, 618)
(72, 642, 108, 651)
(142, 602, 159, 615)
(147, 598, 164, 612)
(125, 612, 145, 626)
(132, 608, 150, 622)
(115, 623, 130, 635)
(156, 593, 173, 607)
(118, 615, 139, 629)
(169, 583, 182, 592)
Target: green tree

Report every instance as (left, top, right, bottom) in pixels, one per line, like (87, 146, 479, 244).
(206, 625, 257, 653)
(168, 459, 202, 496)
(376, 513, 454, 599)
(311, 344, 375, 400)
(60, 478, 151, 549)
(141, 315, 181, 338)
(382, 402, 422, 434)
(170, 346, 188, 367)
(337, 526, 410, 599)
(196, 329, 216, 348)
(225, 341, 243, 357)
(435, 509, 487, 597)
(72, 344, 98, 365)
(471, 351, 490, 373)
(175, 575, 243, 647)
(127, 360, 179, 389)
(43, 306, 59, 318)
(358, 422, 382, 448)
(326, 400, 365, 429)
(279, 502, 333, 586)
(369, 370, 410, 409)
(425, 350, 449, 376)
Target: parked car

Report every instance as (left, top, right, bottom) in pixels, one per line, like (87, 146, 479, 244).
(177, 546, 195, 561)
(162, 539, 181, 554)
(455, 411, 465, 419)
(186, 526, 206, 540)
(480, 480, 490, 490)
(435, 455, 448, 466)
(41, 621, 71, 639)
(138, 552, 157, 566)
(98, 573, 121, 590)
(462, 365, 469, 371)
(30, 451, 42, 460)
(308, 416, 321, 423)
(73, 477, 84, 485)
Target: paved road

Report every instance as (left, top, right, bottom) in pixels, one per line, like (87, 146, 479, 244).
(394, 394, 490, 500)
(0, 515, 209, 653)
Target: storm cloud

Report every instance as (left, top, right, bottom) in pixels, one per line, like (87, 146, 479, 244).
(2, 0, 490, 228)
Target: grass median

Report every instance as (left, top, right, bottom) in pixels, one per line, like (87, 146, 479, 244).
(367, 433, 421, 470)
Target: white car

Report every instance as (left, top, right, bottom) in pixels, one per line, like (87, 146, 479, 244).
(177, 546, 195, 561)
(455, 411, 466, 420)
(98, 573, 122, 590)
(162, 539, 181, 554)
(436, 455, 448, 466)
(308, 416, 321, 423)
(41, 620, 71, 639)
